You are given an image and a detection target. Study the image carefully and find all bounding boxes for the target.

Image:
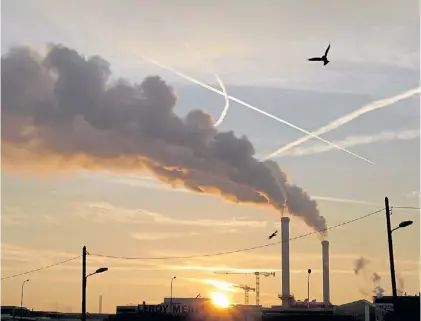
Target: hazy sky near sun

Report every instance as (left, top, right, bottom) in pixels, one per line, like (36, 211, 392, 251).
(1, 0, 420, 313)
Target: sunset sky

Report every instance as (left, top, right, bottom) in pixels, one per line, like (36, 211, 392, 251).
(1, 0, 420, 313)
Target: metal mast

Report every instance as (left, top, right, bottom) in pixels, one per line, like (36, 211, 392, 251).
(234, 284, 255, 305)
(215, 271, 275, 305)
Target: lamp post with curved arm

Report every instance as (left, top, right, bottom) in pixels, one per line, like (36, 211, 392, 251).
(385, 197, 413, 299)
(20, 279, 30, 314)
(307, 269, 311, 308)
(170, 276, 176, 314)
(81, 246, 108, 321)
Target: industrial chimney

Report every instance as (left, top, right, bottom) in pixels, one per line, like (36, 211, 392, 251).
(321, 240, 330, 305)
(281, 217, 291, 307)
(99, 295, 103, 313)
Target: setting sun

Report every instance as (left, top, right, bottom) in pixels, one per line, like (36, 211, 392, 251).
(211, 292, 230, 308)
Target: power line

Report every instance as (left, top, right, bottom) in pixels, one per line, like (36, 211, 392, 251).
(90, 208, 385, 261)
(1, 255, 81, 281)
(2, 205, 413, 280)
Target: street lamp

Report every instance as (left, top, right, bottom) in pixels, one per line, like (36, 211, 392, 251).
(392, 220, 413, 232)
(86, 267, 109, 278)
(307, 269, 311, 308)
(170, 276, 176, 314)
(82, 266, 108, 321)
(385, 197, 413, 299)
(20, 279, 30, 316)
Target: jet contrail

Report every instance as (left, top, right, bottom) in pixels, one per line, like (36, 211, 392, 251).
(283, 129, 420, 157)
(212, 73, 230, 127)
(183, 43, 230, 127)
(312, 196, 383, 206)
(140, 55, 375, 165)
(263, 87, 421, 161)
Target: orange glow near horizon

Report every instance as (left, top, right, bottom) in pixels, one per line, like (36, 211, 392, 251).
(211, 292, 230, 308)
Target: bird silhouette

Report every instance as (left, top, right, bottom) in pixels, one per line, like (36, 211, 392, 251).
(308, 43, 331, 66)
(268, 230, 278, 240)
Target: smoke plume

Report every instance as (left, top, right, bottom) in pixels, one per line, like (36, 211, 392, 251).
(371, 272, 384, 298)
(397, 275, 405, 296)
(354, 258, 386, 298)
(1, 44, 327, 236)
(353, 257, 370, 275)
(372, 272, 381, 283)
(373, 286, 385, 297)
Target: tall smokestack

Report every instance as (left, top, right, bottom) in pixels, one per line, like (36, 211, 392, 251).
(321, 240, 330, 305)
(281, 217, 290, 306)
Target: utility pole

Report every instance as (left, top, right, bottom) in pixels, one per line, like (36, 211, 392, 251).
(385, 197, 397, 298)
(82, 246, 87, 321)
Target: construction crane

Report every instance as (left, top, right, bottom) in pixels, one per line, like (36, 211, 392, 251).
(234, 284, 256, 305)
(214, 271, 275, 305)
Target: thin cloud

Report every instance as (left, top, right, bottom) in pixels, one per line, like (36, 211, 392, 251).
(130, 228, 238, 241)
(185, 278, 240, 293)
(76, 202, 267, 228)
(280, 129, 419, 157)
(130, 232, 200, 241)
(404, 191, 421, 199)
(43, 215, 61, 225)
(89, 174, 387, 208)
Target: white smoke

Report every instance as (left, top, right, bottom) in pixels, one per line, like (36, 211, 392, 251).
(262, 86, 420, 160)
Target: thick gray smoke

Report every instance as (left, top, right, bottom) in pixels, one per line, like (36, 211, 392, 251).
(353, 257, 370, 275)
(1, 44, 327, 236)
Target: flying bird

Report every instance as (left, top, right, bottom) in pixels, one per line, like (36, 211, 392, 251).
(308, 43, 331, 66)
(268, 230, 278, 240)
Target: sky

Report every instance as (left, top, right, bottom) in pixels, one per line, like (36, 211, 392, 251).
(1, 0, 420, 314)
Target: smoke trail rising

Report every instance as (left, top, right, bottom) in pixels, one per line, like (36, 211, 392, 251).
(183, 43, 230, 127)
(371, 272, 385, 297)
(1, 44, 327, 237)
(353, 256, 370, 275)
(397, 274, 405, 296)
(140, 55, 375, 165)
(263, 87, 421, 160)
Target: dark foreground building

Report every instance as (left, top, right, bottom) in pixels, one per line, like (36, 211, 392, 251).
(113, 299, 359, 321)
(374, 296, 420, 321)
